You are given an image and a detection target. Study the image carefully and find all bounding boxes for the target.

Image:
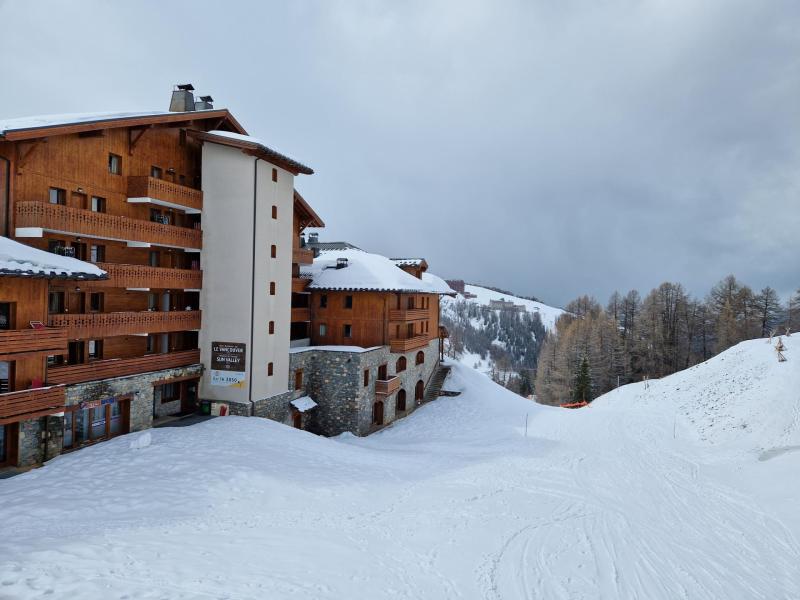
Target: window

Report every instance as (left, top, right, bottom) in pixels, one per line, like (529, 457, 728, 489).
(378, 364, 387, 380)
(407, 296, 414, 309)
(48, 291, 65, 314)
(90, 196, 106, 213)
(0, 361, 11, 393)
(269, 321, 275, 334)
(89, 292, 104, 312)
(269, 282, 276, 295)
(160, 383, 179, 402)
(49, 187, 66, 205)
(395, 356, 406, 373)
(343, 324, 352, 338)
(151, 165, 163, 179)
(63, 397, 130, 450)
(108, 153, 122, 175)
(295, 369, 303, 390)
(344, 295, 353, 309)
(416, 351, 425, 365)
(70, 242, 87, 261)
(272, 168, 278, 182)
(67, 341, 84, 365)
(88, 340, 103, 360)
(0, 303, 12, 330)
(267, 362, 274, 376)
(149, 251, 160, 267)
(319, 323, 327, 337)
(271, 205, 277, 219)
(270, 244, 277, 259)
(319, 294, 328, 308)
(363, 369, 369, 387)
(90, 244, 105, 263)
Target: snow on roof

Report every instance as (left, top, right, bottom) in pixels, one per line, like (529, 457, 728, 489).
(301, 249, 442, 293)
(290, 396, 318, 412)
(203, 130, 313, 175)
(391, 258, 426, 267)
(422, 272, 457, 295)
(0, 110, 221, 136)
(0, 236, 106, 279)
(289, 345, 384, 354)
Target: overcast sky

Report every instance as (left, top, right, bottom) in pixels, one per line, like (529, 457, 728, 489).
(1, 0, 798, 306)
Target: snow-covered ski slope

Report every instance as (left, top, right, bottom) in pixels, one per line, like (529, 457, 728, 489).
(457, 284, 566, 330)
(1, 337, 799, 599)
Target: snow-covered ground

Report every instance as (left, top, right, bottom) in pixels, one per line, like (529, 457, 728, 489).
(1, 337, 799, 599)
(458, 284, 566, 331)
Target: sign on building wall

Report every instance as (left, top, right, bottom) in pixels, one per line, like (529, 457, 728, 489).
(210, 341, 247, 387)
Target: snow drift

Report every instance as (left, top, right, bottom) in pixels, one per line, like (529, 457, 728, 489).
(0, 337, 798, 599)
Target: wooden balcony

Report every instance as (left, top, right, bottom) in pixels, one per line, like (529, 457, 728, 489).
(47, 349, 200, 385)
(91, 263, 202, 290)
(0, 328, 67, 360)
(388, 308, 429, 321)
(292, 277, 310, 293)
(0, 386, 65, 425)
(292, 247, 314, 265)
(291, 307, 311, 322)
(127, 176, 203, 213)
(389, 335, 429, 353)
(15, 202, 202, 250)
(47, 310, 201, 339)
(375, 376, 401, 396)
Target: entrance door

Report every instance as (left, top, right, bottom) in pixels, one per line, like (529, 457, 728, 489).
(181, 380, 198, 414)
(68, 292, 85, 314)
(415, 380, 424, 404)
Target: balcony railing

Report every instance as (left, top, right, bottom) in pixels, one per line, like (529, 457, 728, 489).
(292, 247, 314, 265)
(15, 202, 202, 250)
(92, 263, 202, 290)
(0, 328, 67, 360)
(375, 376, 401, 396)
(48, 310, 201, 339)
(388, 308, 429, 321)
(291, 307, 311, 322)
(389, 335, 429, 353)
(127, 176, 203, 213)
(0, 386, 65, 425)
(47, 349, 201, 385)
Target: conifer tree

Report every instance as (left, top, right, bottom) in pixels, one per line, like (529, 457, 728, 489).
(574, 356, 591, 403)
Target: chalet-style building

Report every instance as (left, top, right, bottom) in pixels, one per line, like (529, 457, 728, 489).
(0, 237, 106, 467)
(279, 247, 455, 435)
(0, 85, 322, 468)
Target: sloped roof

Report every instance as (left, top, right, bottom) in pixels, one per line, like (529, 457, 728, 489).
(0, 109, 246, 141)
(0, 236, 107, 279)
(294, 190, 325, 228)
(301, 249, 443, 293)
(191, 130, 313, 175)
(305, 241, 360, 252)
(422, 272, 457, 296)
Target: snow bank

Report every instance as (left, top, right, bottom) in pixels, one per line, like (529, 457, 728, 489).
(1, 347, 799, 599)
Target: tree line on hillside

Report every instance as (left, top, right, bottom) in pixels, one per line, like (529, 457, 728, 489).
(534, 276, 799, 406)
(442, 301, 545, 396)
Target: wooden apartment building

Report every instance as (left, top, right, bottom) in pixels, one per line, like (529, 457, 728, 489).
(0, 85, 322, 468)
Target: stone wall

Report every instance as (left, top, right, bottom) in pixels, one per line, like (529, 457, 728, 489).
(287, 340, 440, 437)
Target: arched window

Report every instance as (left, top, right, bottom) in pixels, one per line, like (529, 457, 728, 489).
(415, 351, 425, 365)
(372, 400, 384, 425)
(396, 389, 407, 412)
(415, 380, 424, 403)
(396, 356, 407, 373)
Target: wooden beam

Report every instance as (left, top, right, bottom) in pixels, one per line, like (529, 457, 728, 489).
(128, 125, 152, 156)
(15, 138, 46, 174)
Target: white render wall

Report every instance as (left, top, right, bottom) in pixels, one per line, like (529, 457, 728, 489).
(198, 142, 294, 407)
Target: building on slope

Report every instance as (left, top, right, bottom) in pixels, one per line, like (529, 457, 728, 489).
(278, 247, 455, 436)
(0, 84, 323, 468)
(0, 236, 106, 467)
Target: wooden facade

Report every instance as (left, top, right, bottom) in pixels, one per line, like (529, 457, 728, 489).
(0, 111, 243, 437)
(309, 290, 440, 349)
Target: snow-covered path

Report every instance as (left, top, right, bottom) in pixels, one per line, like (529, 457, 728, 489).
(1, 339, 799, 599)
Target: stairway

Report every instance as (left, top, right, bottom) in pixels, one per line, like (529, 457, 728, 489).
(423, 364, 452, 404)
